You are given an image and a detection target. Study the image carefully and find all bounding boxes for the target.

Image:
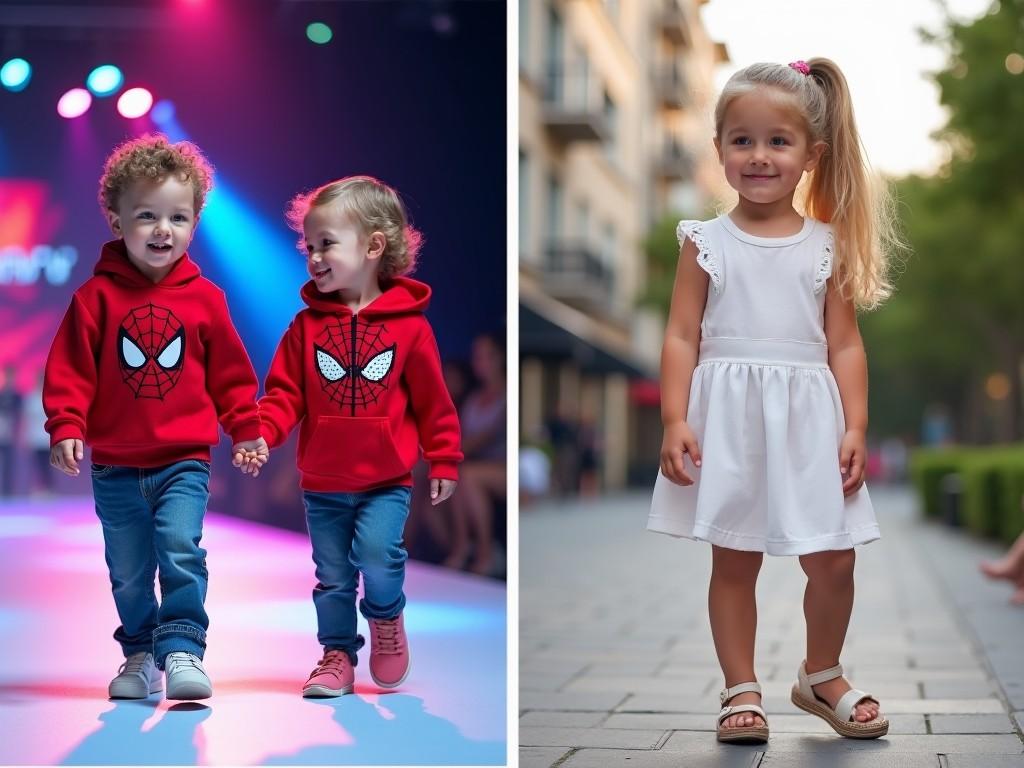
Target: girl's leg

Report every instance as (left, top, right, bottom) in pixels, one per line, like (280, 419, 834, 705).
(709, 545, 764, 729)
(799, 549, 879, 723)
(460, 461, 505, 575)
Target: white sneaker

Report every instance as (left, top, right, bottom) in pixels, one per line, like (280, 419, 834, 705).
(108, 652, 162, 699)
(164, 651, 212, 700)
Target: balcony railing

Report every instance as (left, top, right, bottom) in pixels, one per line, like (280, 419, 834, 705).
(539, 62, 607, 143)
(542, 241, 614, 309)
(653, 64, 690, 110)
(656, 141, 695, 180)
(655, 2, 690, 46)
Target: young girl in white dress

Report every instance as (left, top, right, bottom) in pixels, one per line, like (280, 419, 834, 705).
(648, 58, 900, 744)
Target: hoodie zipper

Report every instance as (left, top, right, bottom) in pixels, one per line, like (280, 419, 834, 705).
(350, 313, 358, 416)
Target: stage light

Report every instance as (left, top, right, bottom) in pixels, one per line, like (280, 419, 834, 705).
(57, 88, 92, 119)
(86, 65, 124, 97)
(117, 87, 153, 118)
(1, 58, 31, 92)
(150, 99, 176, 125)
(306, 22, 333, 44)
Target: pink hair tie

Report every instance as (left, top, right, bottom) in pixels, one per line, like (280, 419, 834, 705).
(788, 60, 811, 76)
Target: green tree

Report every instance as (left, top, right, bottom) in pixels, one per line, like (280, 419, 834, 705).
(861, 0, 1024, 441)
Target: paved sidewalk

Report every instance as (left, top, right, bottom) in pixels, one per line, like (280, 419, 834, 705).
(520, 486, 1024, 767)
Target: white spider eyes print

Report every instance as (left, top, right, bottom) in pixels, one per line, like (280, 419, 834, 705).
(316, 347, 348, 382)
(156, 335, 183, 369)
(121, 335, 146, 369)
(361, 346, 395, 382)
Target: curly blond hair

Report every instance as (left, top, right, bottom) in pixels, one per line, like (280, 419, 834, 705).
(98, 133, 214, 215)
(286, 176, 422, 279)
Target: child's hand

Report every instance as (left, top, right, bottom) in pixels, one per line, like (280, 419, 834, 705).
(50, 438, 84, 477)
(839, 429, 866, 496)
(232, 437, 270, 477)
(660, 420, 702, 486)
(430, 478, 457, 505)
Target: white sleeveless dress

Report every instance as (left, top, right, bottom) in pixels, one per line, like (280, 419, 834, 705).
(647, 214, 879, 555)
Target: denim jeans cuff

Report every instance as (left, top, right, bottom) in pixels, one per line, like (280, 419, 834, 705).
(325, 634, 365, 666)
(359, 594, 406, 621)
(153, 624, 206, 669)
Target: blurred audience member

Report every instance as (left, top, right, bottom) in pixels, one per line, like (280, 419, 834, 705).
(24, 371, 54, 495)
(0, 364, 22, 497)
(444, 333, 506, 575)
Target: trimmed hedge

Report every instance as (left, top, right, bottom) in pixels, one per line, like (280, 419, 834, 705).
(910, 445, 1024, 544)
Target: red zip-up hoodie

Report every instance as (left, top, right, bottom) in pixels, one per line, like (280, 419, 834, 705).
(259, 276, 462, 493)
(43, 240, 261, 466)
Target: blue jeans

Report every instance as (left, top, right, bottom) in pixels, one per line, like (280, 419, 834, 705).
(91, 459, 210, 669)
(303, 485, 411, 665)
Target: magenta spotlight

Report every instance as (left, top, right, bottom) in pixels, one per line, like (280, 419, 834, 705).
(57, 88, 92, 118)
(117, 87, 154, 118)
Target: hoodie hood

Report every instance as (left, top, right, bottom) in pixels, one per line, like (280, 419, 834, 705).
(300, 275, 432, 317)
(93, 239, 202, 288)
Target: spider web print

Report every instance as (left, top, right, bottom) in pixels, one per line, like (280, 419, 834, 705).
(315, 318, 396, 415)
(118, 303, 185, 400)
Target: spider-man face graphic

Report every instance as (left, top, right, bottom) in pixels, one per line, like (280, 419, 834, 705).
(117, 303, 185, 399)
(314, 317, 396, 414)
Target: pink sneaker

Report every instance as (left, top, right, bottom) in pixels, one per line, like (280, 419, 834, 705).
(302, 650, 354, 697)
(368, 613, 411, 688)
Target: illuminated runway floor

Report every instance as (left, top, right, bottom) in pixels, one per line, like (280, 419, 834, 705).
(0, 497, 506, 765)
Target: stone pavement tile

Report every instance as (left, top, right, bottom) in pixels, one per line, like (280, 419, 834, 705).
(522, 673, 585, 693)
(928, 714, 1017, 733)
(564, 675, 714, 696)
(945, 757, 1024, 767)
(760, 755, 938, 768)
(908, 649, 980, 667)
(520, 659, 590, 677)
(519, 711, 607, 728)
(521, 691, 627, 711)
(602, 712, 926, 734)
(662, 732, 1024, 754)
(923, 680, 998, 698)
(559, 748, 760, 767)
(519, 747, 572, 768)
(519, 726, 665, 749)
(880, 698, 1005, 714)
(844, 667, 988, 683)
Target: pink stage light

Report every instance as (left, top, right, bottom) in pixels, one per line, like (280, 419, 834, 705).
(116, 87, 153, 118)
(56, 88, 92, 118)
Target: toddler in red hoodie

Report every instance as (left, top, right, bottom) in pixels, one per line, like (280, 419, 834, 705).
(253, 176, 462, 696)
(43, 134, 268, 701)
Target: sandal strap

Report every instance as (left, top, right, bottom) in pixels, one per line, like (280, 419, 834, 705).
(836, 688, 876, 721)
(803, 662, 844, 687)
(719, 681, 762, 705)
(718, 704, 767, 725)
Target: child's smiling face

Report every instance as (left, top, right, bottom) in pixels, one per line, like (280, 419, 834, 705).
(714, 87, 825, 206)
(303, 202, 383, 294)
(107, 175, 197, 282)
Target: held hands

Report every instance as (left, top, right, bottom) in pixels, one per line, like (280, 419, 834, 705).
(660, 420, 702, 486)
(232, 437, 270, 477)
(50, 438, 85, 476)
(839, 429, 866, 496)
(430, 478, 457, 505)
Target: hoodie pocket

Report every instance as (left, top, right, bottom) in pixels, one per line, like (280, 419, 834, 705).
(300, 416, 406, 484)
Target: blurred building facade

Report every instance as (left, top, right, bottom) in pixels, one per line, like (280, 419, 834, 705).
(519, 0, 727, 492)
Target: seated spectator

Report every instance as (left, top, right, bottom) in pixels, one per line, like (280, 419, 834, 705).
(444, 333, 506, 575)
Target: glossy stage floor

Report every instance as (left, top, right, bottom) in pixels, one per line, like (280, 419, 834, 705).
(0, 497, 506, 766)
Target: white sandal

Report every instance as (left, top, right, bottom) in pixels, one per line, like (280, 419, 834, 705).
(716, 681, 768, 743)
(791, 660, 889, 738)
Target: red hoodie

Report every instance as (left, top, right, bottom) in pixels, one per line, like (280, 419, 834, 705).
(43, 240, 261, 466)
(259, 277, 462, 493)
